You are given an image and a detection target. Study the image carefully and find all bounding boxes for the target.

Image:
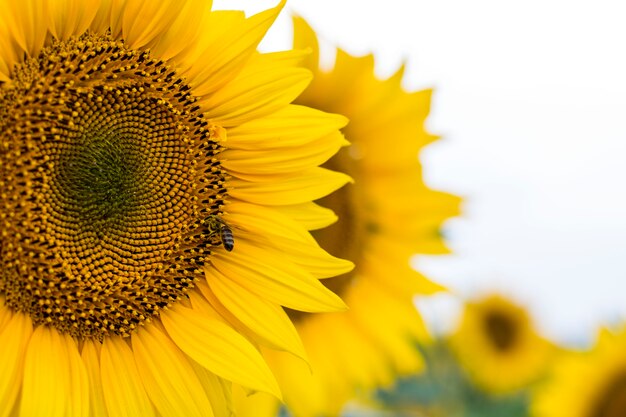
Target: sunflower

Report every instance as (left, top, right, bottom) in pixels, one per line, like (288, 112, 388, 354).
(532, 326, 626, 417)
(449, 294, 554, 394)
(234, 17, 461, 417)
(0, 1, 355, 415)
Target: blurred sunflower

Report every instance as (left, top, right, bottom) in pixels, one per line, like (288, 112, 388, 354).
(449, 294, 554, 394)
(0, 1, 354, 416)
(532, 326, 626, 417)
(235, 17, 460, 417)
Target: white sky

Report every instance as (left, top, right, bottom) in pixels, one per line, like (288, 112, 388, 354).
(214, 0, 626, 345)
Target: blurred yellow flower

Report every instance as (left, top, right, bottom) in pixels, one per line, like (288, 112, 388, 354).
(450, 294, 554, 394)
(235, 16, 460, 417)
(0, 1, 353, 415)
(532, 326, 626, 417)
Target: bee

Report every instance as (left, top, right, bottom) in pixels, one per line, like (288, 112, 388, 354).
(203, 215, 234, 252)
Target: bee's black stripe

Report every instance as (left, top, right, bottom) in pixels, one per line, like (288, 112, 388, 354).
(220, 225, 234, 251)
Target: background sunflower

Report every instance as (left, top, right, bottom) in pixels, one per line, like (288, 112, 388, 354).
(449, 294, 554, 395)
(532, 326, 626, 417)
(235, 16, 460, 417)
(257, 0, 626, 353)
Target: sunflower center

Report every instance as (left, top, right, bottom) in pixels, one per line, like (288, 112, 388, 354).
(0, 33, 228, 340)
(484, 311, 517, 351)
(590, 372, 626, 417)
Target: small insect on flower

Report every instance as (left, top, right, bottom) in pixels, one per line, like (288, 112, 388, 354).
(203, 215, 235, 251)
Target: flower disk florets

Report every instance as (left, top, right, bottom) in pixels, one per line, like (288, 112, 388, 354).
(0, 33, 228, 340)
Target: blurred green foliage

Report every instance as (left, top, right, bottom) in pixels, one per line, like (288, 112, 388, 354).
(280, 340, 530, 417)
(368, 341, 529, 417)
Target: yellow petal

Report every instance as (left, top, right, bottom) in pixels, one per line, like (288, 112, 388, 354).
(276, 202, 338, 231)
(64, 335, 90, 417)
(362, 243, 446, 296)
(210, 239, 347, 312)
(0, 16, 15, 81)
(201, 55, 312, 128)
(148, 0, 211, 61)
(233, 386, 279, 417)
(226, 202, 353, 278)
(182, 1, 285, 97)
(230, 167, 352, 206)
(100, 336, 155, 417)
(227, 105, 347, 150)
(0, 312, 32, 417)
(47, 0, 101, 41)
(303, 312, 392, 389)
(0, 61, 11, 82)
(121, 0, 185, 49)
(2, 0, 48, 56)
(192, 281, 263, 344)
(347, 278, 428, 374)
(131, 325, 214, 417)
(202, 269, 307, 359)
(178, 10, 245, 91)
(381, 261, 445, 296)
(227, 201, 314, 243)
(262, 348, 329, 417)
(292, 15, 320, 73)
(80, 341, 107, 417)
(246, 230, 355, 279)
(90, 0, 124, 36)
(222, 130, 344, 177)
(0, 302, 11, 331)
(21, 327, 70, 417)
(160, 303, 282, 400)
(189, 360, 235, 417)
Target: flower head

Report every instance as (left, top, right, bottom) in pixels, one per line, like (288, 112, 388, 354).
(0, 1, 353, 415)
(532, 326, 626, 417)
(450, 294, 554, 394)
